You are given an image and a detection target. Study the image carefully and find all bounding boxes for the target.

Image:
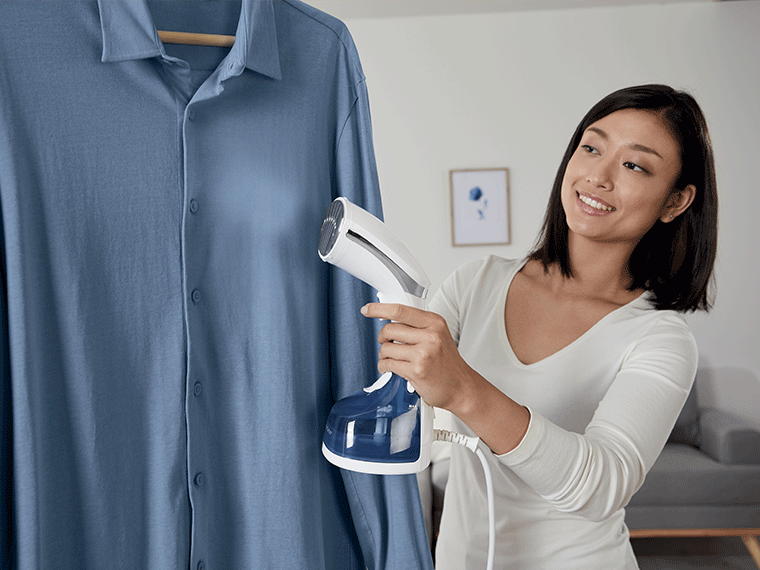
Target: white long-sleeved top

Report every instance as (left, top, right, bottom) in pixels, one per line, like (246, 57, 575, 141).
(430, 256, 697, 570)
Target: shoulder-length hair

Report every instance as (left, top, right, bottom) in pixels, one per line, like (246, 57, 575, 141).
(529, 84, 718, 312)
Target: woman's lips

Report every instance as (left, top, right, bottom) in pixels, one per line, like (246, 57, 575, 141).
(577, 192, 616, 214)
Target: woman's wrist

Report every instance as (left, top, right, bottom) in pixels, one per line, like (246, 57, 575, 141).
(450, 373, 531, 455)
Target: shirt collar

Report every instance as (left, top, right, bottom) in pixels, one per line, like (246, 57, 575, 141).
(97, 0, 282, 80)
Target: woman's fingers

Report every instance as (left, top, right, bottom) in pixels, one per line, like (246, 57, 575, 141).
(377, 333, 417, 361)
(361, 302, 474, 411)
(361, 302, 433, 328)
(377, 321, 421, 345)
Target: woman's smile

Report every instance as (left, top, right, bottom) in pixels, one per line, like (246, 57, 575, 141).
(576, 192, 616, 213)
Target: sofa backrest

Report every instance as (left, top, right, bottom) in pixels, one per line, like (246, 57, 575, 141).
(667, 382, 701, 447)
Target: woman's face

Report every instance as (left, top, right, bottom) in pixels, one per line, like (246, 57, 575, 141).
(560, 108, 683, 250)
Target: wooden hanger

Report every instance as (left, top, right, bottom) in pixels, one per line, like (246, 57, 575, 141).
(157, 30, 235, 48)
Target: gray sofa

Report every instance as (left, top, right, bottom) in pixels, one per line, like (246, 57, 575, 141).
(625, 382, 760, 566)
(425, 381, 760, 566)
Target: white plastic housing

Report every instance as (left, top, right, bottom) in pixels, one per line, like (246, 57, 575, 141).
(319, 197, 430, 307)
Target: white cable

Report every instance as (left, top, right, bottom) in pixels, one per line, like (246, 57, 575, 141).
(474, 446, 495, 570)
(435, 429, 495, 570)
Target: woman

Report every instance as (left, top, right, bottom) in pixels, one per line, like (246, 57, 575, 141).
(361, 84, 718, 569)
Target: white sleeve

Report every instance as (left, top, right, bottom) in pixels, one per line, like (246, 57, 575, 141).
(426, 257, 486, 345)
(497, 314, 698, 522)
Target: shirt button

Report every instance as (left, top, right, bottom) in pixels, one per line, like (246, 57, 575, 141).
(197, 561, 204, 570)
(189, 199, 199, 214)
(194, 382, 203, 396)
(191, 289, 201, 303)
(188, 108, 196, 121)
(194, 473, 205, 487)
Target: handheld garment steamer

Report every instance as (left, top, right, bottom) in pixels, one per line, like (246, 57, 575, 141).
(319, 198, 496, 570)
(319, 197, 434, 474)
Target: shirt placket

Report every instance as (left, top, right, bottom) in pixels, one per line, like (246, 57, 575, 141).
(182, 92, 212, 570)
(179, 49, 243, 570)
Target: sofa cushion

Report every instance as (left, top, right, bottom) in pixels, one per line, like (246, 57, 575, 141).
(667, 383, 701, 447)
(629, 443, 760, 507)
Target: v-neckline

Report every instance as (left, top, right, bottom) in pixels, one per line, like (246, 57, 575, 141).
(500, 259, 649, 367)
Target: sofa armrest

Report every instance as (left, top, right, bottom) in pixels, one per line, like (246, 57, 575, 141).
(698, 408, 760, 465)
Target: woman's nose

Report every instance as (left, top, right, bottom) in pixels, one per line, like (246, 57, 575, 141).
(586, 157, 614, 190)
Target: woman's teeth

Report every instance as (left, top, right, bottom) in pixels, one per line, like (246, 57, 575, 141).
(579, 194, 615, 212)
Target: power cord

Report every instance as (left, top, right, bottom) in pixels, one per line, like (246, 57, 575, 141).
(434, 429, 495, 570)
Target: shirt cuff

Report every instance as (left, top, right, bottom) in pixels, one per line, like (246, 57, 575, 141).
(495, 406, 544, 467)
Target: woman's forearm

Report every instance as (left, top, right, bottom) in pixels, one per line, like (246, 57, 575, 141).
(450, 368, 531, 455)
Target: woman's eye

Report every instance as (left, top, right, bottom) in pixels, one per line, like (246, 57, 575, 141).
(624, 161, 648, 173)
(581, 144, 599, 154)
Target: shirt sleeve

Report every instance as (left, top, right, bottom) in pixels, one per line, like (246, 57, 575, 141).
(497, 314, 698, 522)
(0, 208, 11, 567)
(329, 73, 433, 570)
(428, 257, 483, 330)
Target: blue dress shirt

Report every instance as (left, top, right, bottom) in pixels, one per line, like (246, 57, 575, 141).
(0, 1, 434, 568)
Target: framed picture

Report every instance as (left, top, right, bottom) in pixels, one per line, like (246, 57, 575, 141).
(450, 168, 510, 246)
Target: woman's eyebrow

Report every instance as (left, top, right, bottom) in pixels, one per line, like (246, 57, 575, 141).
(586, 126, 664, 159)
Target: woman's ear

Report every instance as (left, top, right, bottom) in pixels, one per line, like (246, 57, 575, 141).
(660, 184, 696, 223)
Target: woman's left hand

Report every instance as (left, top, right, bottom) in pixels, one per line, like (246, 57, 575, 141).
(360, 302, 478, 414)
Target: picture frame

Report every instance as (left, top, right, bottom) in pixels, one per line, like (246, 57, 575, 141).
(450, 168, 510, 246)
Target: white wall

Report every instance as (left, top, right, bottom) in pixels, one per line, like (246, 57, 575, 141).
(342, 1, 760, 427)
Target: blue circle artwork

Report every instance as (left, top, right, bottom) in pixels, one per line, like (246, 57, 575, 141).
(469, 186, 488, 220)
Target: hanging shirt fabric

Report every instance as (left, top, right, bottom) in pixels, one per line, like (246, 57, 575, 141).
(0, 1, 433, 569)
